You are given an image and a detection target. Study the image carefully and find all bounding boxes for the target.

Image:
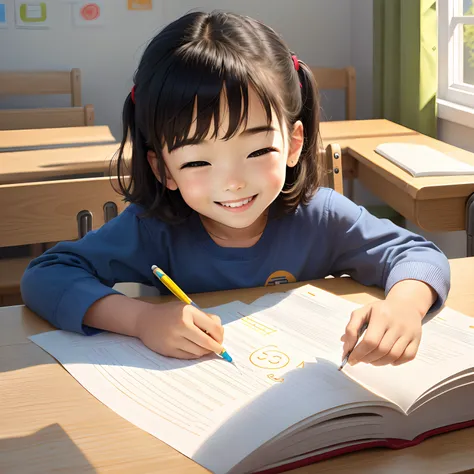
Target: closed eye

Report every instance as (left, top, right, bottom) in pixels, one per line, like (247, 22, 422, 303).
(180, 161, 210, 169)
(248, 147, 278, 158)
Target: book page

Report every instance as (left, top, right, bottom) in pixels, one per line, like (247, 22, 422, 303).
(344, 307, 474, 412)
(247, 286, 474, 413)
(30, 297, 385, 474)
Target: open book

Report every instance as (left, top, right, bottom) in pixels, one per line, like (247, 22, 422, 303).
(30, 285, 474, 474)
(374, 142, 474, 177)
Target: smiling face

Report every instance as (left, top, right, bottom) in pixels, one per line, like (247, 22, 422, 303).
(148, 87, 303, 242)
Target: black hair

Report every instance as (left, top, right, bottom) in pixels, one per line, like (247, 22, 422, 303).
(114, 10, 323, 223)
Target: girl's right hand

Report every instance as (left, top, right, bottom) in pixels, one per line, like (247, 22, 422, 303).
(135, 301, 225, 359)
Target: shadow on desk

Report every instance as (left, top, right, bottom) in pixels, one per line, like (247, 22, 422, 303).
(0, 423, 97, 473)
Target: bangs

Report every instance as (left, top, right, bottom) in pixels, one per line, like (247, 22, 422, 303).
(146, 51, 282, 152)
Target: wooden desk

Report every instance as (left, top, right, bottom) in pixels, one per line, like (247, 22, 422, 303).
(1, 257, 473, 474)
(346, 134, 474, 233)
(0, 126, 116, 152)
(320, 119, 418, 148)
(0, 143, 123, 184)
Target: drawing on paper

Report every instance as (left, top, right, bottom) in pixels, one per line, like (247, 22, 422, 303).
(249, 345, 290, 370)
(267, 374, 285, 383)
(240, 315, 277, 336)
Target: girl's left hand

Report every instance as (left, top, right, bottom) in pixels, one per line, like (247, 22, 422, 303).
(341, 299, 423, 366)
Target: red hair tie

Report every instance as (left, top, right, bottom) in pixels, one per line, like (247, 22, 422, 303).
(131, 85, 136, 104)
(291, 55, 299, 71)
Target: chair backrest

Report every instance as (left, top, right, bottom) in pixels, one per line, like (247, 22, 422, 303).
(0, 176, 128, 248)
(0, 69, 82, 106)
(311, 66, 356, 120)
(323, 143, 344, 195)
(0, 69, 94, 130)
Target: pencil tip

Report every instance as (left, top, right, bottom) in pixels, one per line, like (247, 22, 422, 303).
(221, 350, 233, 363)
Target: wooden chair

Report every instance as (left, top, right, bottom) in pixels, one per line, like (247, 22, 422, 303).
(0, 69, 94, 130)
(0, 176, 128, 306)
(311, 66, 356, 120)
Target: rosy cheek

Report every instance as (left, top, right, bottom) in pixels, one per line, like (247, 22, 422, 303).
(177, 175, 209, 204)
(258, 160, 286, 189)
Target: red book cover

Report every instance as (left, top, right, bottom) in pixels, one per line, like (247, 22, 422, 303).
(255, 420, 474, 474)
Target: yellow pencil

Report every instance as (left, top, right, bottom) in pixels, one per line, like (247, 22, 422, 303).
(151, 265, 234, 363)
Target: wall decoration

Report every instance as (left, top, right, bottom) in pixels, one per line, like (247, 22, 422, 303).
(0, 2, 8, 28)
(127, 0, 152, 10)
(73, 1, 104, 27)
(15, 1, 50, 28)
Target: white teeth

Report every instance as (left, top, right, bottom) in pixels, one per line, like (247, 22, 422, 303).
(220, 197, 253, 208)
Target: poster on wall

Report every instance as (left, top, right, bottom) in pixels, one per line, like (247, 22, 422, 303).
(15, 0, 50, 28)
(127, 0, 152, 10)
(0, 2, 8, 28)
(73, 1, 104, 27)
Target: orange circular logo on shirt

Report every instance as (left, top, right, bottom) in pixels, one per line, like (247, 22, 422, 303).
(265, 270, 296, 286)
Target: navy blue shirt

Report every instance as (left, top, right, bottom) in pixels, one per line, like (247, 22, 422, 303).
(21, 188, 450, 335)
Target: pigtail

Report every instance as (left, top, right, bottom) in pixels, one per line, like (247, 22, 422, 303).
(112, 90, 135, 198)
(282, 57, 324, 210)
(112, 85, 161, 216)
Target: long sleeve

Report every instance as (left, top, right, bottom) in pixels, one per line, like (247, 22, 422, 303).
(325, 190, 450, 310)
(21, 206, 165, 335)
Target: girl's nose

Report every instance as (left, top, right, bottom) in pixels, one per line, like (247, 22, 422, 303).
(225, 174, 246, 192)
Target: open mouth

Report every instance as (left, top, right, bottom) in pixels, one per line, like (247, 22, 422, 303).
(216, 195, 257, 212)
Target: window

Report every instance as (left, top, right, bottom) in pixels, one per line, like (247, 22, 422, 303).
(438, 0, 474, 127)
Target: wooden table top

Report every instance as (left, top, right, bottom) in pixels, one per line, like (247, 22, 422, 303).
(1, 257, 473, 473)
(0, 126, 116, 152)
(319, 118, 418, 147)
(347, 133, 474, 200)
(0, 143, 123, 185)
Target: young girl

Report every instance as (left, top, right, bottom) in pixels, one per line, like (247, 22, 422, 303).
(22, 11, 449, 367)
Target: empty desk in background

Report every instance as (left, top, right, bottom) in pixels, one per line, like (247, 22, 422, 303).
(0, 126, 116, 152)
(319, 119, 419, 147)
(345, 134, 474, 255)
(320, 119, 420, 184)
(0, 143, 126, 184)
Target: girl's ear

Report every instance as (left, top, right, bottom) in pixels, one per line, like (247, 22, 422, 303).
(286, 120, 304, 168)
(147, 151, 178, 191)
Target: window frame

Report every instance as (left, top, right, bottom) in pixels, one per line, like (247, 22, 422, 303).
(437, 0, 474, 128)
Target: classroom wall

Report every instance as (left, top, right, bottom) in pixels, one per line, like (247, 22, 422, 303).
(0, 0, 372, 137)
